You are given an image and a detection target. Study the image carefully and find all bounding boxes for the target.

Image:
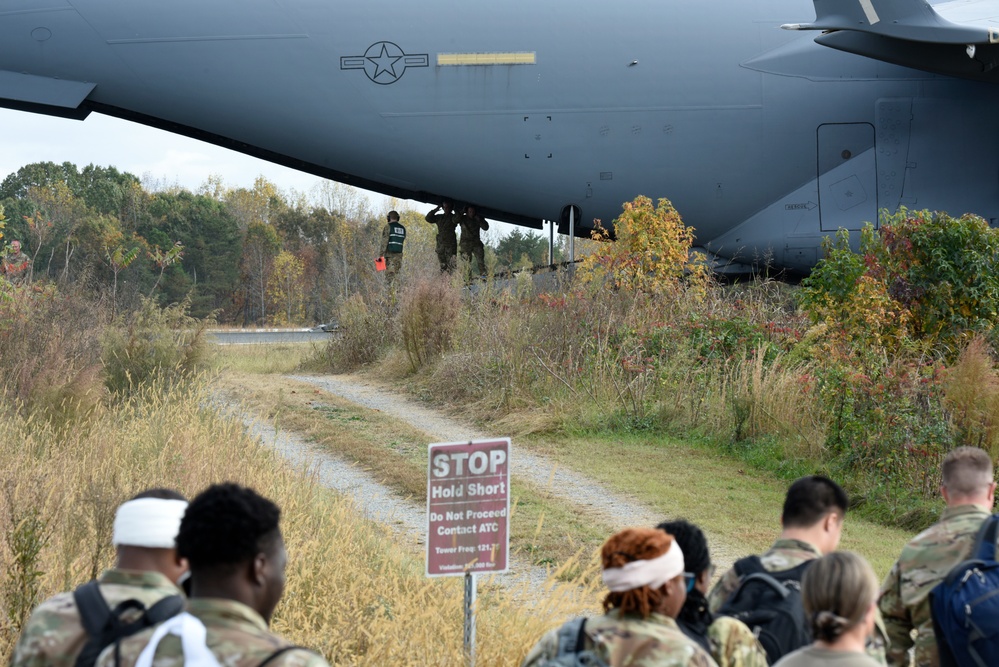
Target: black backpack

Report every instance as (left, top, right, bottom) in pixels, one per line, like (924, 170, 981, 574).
(716, 556, 812, 664)
(534, 618, 608, 667)
(930, 514, 999, 667)
(73, 580, 184, 667)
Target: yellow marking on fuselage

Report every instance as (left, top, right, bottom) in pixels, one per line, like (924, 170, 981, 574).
(437, 52, 536, 66)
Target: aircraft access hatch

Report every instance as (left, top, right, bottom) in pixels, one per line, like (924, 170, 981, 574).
(817, 123, 877, 232)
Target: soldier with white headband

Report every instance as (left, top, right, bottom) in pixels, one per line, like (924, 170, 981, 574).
(522, 526, 717, 667)
(11, 489, 189, 667)
(97, 482, 329, 667)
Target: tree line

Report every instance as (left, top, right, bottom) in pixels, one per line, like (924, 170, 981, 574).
(0, 162, 563, 325)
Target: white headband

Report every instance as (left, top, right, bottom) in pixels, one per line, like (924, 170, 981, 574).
(112, 498, 188, 548)
(602, 539, 685, 593)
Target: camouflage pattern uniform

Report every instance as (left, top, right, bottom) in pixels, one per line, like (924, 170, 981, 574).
(425, 210, 459, 273)
(380, 220, 406, 284)
(878, 504, 991, 667)
(2, 248, 31, 285)
(10, 569, 182, 667)
(95, 598, 330, 667)
(458, 213, 488, 275)
(707, 538, 822, 613)
(520, 611, 718, 667)
(706, 616, 768, 667)
(708, 539, 888, 666)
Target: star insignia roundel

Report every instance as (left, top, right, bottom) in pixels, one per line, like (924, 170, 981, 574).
(340, 41, 429, 85)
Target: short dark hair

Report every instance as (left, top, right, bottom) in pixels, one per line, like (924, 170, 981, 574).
(176, 483, 281, 569)
(388, 210, 399, 221)
(657, 519, 710, 575)
(782, 476, 848, 529)
(131, 488, 187, 502)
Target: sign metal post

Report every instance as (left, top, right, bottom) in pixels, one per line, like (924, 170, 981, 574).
(426, 438, 510, 667)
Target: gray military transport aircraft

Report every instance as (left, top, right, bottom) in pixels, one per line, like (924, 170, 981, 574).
(1, 0, 998, 272)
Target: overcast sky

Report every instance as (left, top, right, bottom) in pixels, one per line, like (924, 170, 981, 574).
(0, 108, 396, 204)
(0, 108, 526, 240)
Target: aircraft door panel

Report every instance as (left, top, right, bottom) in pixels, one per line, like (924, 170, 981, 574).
(817, 123, 877, 232)
(875, 99, 913, 217)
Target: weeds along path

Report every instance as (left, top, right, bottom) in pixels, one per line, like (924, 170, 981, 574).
(286, 374, 742, 571)
(223, 401, 555, 595)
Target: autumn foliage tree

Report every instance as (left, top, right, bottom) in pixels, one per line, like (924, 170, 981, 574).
(267, 251, 306, 326)
(578, 196, 699, 294)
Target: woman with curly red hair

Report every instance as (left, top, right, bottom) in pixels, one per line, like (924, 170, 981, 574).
(521, 527, 716, 667)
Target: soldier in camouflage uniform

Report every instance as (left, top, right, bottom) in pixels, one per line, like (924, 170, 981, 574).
(707, 476, 848, 614)
(878, 446, 996, 667)
(11, 489, 189, 667)
(425, 200, 459, 273)
(707, 476, 889, 665)
(521, 527, 718, 667)
(97, 483, 329, 667)
(2, 239, 31, 285)
(658, 520, 767, 667)
(775, 551, 884, 667)
(458, 205, 489, 276)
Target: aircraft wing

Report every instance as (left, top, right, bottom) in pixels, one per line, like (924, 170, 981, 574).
(786, 0, 999, 80)
(0, 70, 94, 118)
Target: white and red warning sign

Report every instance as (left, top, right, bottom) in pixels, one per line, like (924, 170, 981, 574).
(426, 438, 510, 577)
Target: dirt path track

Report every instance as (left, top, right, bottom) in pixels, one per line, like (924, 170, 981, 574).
(286, 373, 740, 570)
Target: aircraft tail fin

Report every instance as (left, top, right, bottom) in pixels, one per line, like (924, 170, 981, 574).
(786, 0, 999, 45)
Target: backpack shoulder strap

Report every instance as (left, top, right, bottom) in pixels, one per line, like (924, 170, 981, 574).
(731, 572, 791, 602)
(769, 559, 813, 584)
(972, 514, 999, 561)
(142, 595, 184, 626)
(554, 618, 589, 657)
(73, 581, 112, 639)
(732, 556, 765, 578)
(258, 645, 317, 667)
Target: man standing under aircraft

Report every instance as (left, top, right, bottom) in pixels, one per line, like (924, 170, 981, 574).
(425, 200, 459, 273)
(380, 210, 406, 287)
(459, 205, 489, 276)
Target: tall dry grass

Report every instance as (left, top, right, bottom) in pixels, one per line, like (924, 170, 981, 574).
(943, 336, 999, 459)
(0, 377, 600, 665)
(400, 273, 462, 372)
(724, 348, 826, 456)
(411, 274, 821, 452)
(0, 282, 107, 426)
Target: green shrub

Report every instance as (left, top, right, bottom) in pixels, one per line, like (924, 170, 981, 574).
(102, 296, 212, 396)
(802, 210, 999, 356)
(322, 293, 392, 372)
(874, 209, 999, 353)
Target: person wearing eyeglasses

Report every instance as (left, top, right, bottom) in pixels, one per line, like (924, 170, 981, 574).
(658, 520, 768, 667)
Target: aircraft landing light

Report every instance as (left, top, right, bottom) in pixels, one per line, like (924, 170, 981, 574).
(437, 52, 536, 66)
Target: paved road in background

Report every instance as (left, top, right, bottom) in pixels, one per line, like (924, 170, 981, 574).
(208, 329, 333, 345)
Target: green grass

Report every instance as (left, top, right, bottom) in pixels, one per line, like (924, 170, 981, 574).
(212, 342, 319, 375)
(523, 428, 911, 578)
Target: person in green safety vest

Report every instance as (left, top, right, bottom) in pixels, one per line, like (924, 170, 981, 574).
(380, 210, 406, 285)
